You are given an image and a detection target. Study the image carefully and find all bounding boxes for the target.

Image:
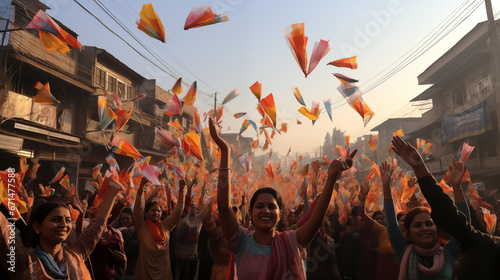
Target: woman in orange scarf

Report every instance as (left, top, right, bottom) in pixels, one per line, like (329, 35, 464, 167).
(133, 178, 185, 280)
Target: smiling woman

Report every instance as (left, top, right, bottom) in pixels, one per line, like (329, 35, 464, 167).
(209, 117, 357, 280)
(0, 178, 124, 280)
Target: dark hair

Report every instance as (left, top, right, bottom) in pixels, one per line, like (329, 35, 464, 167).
(404, 206, 431, 233)
(145, 201, 161, 213)
(397, 212, 406, 222)
(372, 210, 384, 220)
(121, 207, 133, 216)
(249, 187, 284, 212)
(27, 201, 71, 248)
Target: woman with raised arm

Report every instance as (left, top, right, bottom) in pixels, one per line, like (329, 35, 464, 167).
(391, 135, 500, 280)
(381, 160, 468, 280)
(133, 177, 185, 280)
(208, 118, 356, 280)
(0, 177, 123, 280)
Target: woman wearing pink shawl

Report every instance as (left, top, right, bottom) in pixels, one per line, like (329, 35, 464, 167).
(208, 118, 356, 280)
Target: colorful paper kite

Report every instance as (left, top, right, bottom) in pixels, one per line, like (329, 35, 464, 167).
(171, 77, 183, 94)
(328, 56, 358, 69)
(166, 163, 185, 179)
(416, 138, 432, 155)
(92, 164, 103, 180)
(337, 83, 374, 126)
(222, 89, 240, 105)
(297, 119, 302, 125)
(239, 119, 258, 135)
(141, 165, 162, 185)
(98, 96, 116, 130)
(168, 119, 184, 132)
(115, 108, 133, 133)
(292, 87, 306, 106)
(106, 154, 120, 172)
(459, 143, 475, 163)
(183, 81, 197, 106)
(283, 23, 331, 77)
(137, 4, 165, 43)
(334, 73, 359, 84)
(260, 94, 277, 127)
(163, 94, 183, 116)
(193, 110, 202, 133)
(279, 122, 288, 133)
(265, 160, 275, 178)
(26, 10, 82, 53)
(33, 82, 59, 104)
(156, 130, 179, 147)
(368, 135, 378, 151)
(239, 153, 252, 174)
(310, 101, 321, 125)
(48, 167, 65, 185)
(234, 112, 247, 119)
(324, 98, 333, 121)
(111, 137, 143, 159)
(250, 81, 262, 101)
(183, 132, 204, 161)
(184, 4, 228, 30)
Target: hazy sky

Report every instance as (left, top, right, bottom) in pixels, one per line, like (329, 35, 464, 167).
(38, 0, 496, 156)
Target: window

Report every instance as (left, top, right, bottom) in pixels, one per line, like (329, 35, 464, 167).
(107, 75, 117, 93)
(465, 72, 492, 102)
(96, 68, 106, 88)
(117, 81, 125, 98)
(126, 85, 133, 99)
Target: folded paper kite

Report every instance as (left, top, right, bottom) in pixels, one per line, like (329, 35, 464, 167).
(280, 122, 288, 133)
(166, 163, 185, 179)
(234, 112, 246, 119)
(183, 81, 197, 106)
(163, 94, 183, 117)
(393, 129, 404, 137)
(33, 82, 59, 104)
(171, 77, 183, 94)
(324, 98, 333, 122)
(283, 23, 331, 77)
(98, 96, 116, 130)
(328, 56, 358, 69)
(168, 119, 184, 132)
(298, 107, 318, 121)
(137, 4, 165, 43)
(106, 154, 120, 172)
(111, 137, 143, 160)
(27, 10, 82, 53)
(141, 165, 162, 186)
(156, 130, 179, 147)
(239, 119, 258, 135)
(48, 167, 65, 185)
(250, 81, 262, 101)
(222, 89, 240, 105)
(337, 83, 374, 126)
(239, 153, 252, 174)
(92, 164, 103, 180)
(310, 101, 321, 125)
(459, 143, 474, 163)
(416, 138, 432, 155)
(115, 108, 133, 133)
(260, 94, 277, 127)
(193, 110, 202, 133)
(360, 153, 371, 162)
(292, 87, 306, 106)
(184, 4, 228, 30)
(334, 73, 359, 84)
(183, 132, 204, 161)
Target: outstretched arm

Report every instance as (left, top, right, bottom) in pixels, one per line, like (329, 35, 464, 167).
(391, 136, 490, 249)
(209, 117, 238, 240)
(296, 150, 357, 248)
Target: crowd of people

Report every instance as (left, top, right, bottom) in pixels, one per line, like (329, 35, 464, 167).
(1, 119, 500, 280)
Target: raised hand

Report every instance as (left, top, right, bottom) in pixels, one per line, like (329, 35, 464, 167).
(328, 149, 358, 178)
(380, 161, 392, 187)
(391, 136, 424, 169)
(108, 178, 125, 194)
(209, 117, 230, 154)
(359, 182, 370, 201)
(408, 177, 417, 188)
(448, 159, 466, 189)
(71, 195, 87, 214)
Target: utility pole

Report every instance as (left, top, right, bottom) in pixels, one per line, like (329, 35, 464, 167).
(214, 92, 218, 111)
(484, 0, 500, 159)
